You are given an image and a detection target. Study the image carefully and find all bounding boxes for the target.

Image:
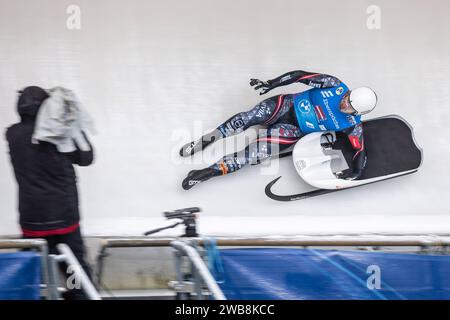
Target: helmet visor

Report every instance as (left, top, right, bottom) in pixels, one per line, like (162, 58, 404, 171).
(340, 92, 357, 114)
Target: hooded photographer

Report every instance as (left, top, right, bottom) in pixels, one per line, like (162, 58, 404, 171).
(5, 86, 95, 299)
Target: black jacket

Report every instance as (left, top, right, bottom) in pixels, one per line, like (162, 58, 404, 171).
(6, 116, 94, 231)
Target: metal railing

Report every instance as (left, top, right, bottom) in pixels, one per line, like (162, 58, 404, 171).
(55, 244, 101, 300)
(96, 235, 450, 300)
(98, 235, 450, 249)
(171, 240, 226, 300)
(0, 239, 101, 300)
(0, 239, 50, 299)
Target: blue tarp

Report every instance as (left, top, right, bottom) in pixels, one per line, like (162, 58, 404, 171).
(215, 248, 450, 300)
(0, 252, 41, 300)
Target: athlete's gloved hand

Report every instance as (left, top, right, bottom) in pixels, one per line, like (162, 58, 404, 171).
(250, 78, 273, 95)
(336, 170, 360, 181)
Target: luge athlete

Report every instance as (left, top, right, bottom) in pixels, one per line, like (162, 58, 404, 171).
(180, 70, 377, 190)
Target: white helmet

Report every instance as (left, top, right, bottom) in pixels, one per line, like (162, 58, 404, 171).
(349, 87, 377, 115)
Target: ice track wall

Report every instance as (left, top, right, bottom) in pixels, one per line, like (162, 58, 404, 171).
(0, 0, 449, 236)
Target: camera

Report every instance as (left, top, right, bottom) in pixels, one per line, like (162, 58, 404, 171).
(144, 207, 200, 237)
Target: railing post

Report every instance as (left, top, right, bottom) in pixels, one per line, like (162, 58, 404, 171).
(56, 243, 101, 300)
(47, 255, 61, 300)
(171, 240, 226, 300)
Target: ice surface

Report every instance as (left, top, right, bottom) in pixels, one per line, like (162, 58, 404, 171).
(0, 0, 449, 236)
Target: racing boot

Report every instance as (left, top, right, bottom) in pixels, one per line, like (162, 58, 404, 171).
(182, 167, 222, 190)
(179, 129, 223, 157)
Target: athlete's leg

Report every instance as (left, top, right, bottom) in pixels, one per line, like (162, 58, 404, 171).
(182, 123, 302, 190)
(179, 95, 294, 157)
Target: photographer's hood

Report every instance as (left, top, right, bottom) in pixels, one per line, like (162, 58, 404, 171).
(17, 86, 49, 119)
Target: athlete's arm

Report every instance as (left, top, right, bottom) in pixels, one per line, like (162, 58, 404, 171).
(339, 124, 367, 180)
(250, 70, 341, 95)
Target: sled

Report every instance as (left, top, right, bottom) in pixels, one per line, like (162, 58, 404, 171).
(265, 115, 423, 201)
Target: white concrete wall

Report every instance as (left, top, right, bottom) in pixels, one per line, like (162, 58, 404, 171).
(1, 0, 449, 236)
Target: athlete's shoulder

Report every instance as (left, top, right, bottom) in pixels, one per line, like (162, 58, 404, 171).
(327, 76, 343, 88)
(335, 81, 349, 92)
(310, 84, 348, 99)
(336, 80, 347, 87)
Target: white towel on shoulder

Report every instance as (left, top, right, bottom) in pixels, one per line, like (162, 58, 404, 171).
(32, 87, 96, 152)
